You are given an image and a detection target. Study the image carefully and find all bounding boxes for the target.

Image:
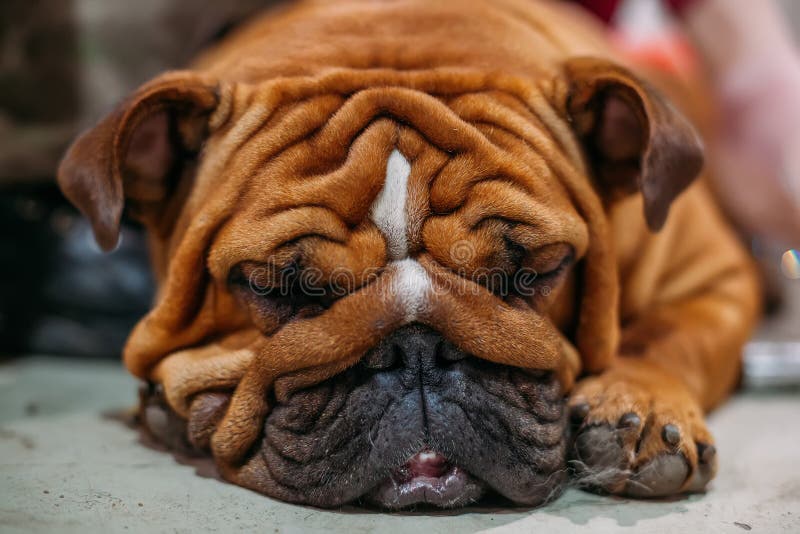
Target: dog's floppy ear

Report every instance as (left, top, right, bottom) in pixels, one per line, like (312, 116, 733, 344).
(564, 57, 704, 231)
(58, 71, 219, 250)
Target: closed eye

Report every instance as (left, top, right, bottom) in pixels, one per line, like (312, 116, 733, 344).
(534, 250, 574, 279)
(228, 261, 336, 332)
(507, 244, 574, 301)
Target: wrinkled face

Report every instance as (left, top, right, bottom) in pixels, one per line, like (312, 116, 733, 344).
(59, 41, 702, 506)
(156, 83, 591, 508)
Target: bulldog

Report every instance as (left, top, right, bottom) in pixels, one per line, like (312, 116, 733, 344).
(57, 0, 760, 509)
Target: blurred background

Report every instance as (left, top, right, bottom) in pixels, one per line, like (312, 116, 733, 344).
(0, 0, 272, 358)
(0, 0, 798, 387)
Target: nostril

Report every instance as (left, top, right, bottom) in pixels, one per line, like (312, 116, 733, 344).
(362, 325, 469, 371)
(434, 340, 446, 367)
(390, 343, 405, 371)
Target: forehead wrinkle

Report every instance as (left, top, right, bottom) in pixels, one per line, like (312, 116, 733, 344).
(447, 89, 572, 191)
(473, 125, 569, 203)
(199, 83, 585, 285)
(241, 94, 348, 171)
(460, 179, 552, 225)
(398, 130, 448, 256)
(248, 119, 395, 226)
(206, 205, 349, 280)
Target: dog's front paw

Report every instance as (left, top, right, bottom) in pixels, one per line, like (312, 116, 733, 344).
(567, 361, 717, 497)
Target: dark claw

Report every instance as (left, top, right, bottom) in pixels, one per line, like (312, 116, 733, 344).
(570, 403, 590, 424)
(618, 412, 641, 429)
(697, 442, 716, 464)
(662, 424, 681, 446)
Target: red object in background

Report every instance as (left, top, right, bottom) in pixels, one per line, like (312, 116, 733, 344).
(575, 0, 621, 23)
(574, 0, 702, 79)
(665, 0, 699, 15)
(575, 0, 699, 24)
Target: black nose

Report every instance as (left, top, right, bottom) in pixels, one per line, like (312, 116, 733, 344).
(362, 324, 468, 381)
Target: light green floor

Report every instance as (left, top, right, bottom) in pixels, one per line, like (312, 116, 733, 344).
(0, 357, 798, 534)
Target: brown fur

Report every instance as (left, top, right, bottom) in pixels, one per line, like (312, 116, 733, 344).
(57, 0, 760, 502)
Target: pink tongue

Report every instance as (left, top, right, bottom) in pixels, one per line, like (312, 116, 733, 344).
(406, 450, 450, 478)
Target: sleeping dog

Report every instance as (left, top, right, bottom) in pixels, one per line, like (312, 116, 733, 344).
(57, 0, 760, 509)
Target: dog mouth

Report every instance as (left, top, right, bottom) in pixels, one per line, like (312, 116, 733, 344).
(142, 325, 568, 509)
(365, 448, 486, 509)
(250, 326, 567, 509)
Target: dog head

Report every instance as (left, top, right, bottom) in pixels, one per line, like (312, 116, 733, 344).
(58, 9, 702, 508)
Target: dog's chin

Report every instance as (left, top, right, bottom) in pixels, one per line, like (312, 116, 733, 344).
(144, 326, 568, 509)
(252, 326, 568, 510)
(364, 449, 487, 509)
(257, 362, 566, 509)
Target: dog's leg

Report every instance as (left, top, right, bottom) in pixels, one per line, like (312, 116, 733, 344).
(568, 186, 761, 497)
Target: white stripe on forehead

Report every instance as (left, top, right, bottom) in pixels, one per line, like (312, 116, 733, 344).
(370, 149, 411, 260)
(370, 149, 432, 322)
